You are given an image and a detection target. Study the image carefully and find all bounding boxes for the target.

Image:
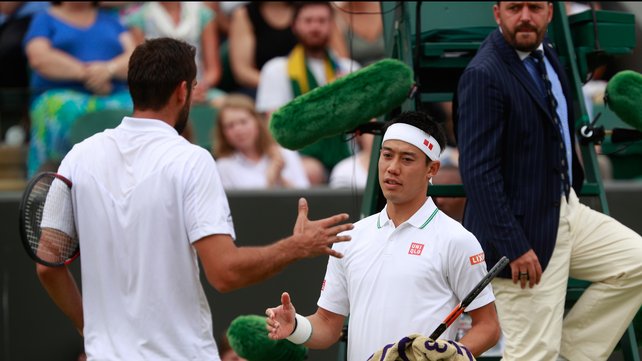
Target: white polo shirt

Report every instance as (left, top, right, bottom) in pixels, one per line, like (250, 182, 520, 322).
(318, 197, 494, 361)
(57, 117, 235, 360)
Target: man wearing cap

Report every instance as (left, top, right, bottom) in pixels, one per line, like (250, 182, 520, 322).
(264, 111, 500, 361)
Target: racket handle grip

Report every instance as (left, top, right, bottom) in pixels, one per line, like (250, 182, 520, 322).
(429, 323, 447, 340)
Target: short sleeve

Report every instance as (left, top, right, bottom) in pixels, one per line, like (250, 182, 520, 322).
(122, 5, 146, 30)
(101, 10, 126, 34)
(447, 231, 495, 311)
(256, 58, 293, 113)
(23, 11, 53, 47)
(183, 149, 236, 243)
(281, 148, 310, 189)
(199, 4, 215, 32)
(317, 244, 350, 316)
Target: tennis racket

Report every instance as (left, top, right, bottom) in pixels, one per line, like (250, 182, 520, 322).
(19, 172, 78, 267)
(429, 256, 509, 340)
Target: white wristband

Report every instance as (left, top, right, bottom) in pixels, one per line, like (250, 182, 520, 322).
(286, 313, 312, 344)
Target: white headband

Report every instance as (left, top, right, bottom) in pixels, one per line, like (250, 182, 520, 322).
(382, 123, 442, 161)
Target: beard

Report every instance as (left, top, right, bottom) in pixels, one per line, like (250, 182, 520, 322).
(503, 23, 546, 52)
(174, 102, 190, 135)
(298, 33, 330, 53)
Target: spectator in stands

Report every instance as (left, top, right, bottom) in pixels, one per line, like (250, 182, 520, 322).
(0, 2, 49, 143)
(228, 2, 347, 98)
(329, 127, 374, 190)
(205, 2, 247, 41)
(256, 2, 359, 186)
(0, 2, 48, 88)
(213, 94, 309, 190)
(333, 2, 386, 67)
(125, 2, 224, 106)
(23, 1, 135, 177)
(228, 2, 297, 98)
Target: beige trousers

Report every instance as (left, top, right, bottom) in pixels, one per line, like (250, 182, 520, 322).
(492, 189, 642, 361)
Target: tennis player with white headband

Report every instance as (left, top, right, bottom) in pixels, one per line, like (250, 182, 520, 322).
(382, 121, 442, 162)
(265, 111, 500, 361)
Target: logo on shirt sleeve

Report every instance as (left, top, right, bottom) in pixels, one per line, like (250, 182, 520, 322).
(469, 252, 485, 265)
(408, 242, 425, 256)
(321, 279, 326, 291)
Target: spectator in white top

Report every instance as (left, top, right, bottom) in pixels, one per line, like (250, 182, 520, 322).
(329, 127, 374, 190)
(255, 2, 360, 186)
(35, 37, 353, 361)
(213, 93, 309, 190)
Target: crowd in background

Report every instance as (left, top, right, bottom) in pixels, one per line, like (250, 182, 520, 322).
(3, 2, 642, 360)
(0, 1, 390, 190)
(0, 1, 635, 203)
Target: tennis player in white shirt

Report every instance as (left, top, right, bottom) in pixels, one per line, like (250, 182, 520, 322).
(265, 111, 500, 361)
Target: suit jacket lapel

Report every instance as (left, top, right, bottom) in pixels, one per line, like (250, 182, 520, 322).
(490, 30, 552, 119)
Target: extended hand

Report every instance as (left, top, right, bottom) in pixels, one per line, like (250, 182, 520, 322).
(291, 198, 353, 259)
(265, 292, 296, 340)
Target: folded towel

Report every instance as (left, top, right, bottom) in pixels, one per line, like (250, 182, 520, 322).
(367, 334, 474, 361)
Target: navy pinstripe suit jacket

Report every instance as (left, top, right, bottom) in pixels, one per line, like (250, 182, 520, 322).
(455, 29, 584, 277)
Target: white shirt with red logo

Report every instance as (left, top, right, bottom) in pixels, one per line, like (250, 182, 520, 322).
(317, 197, 494, 361)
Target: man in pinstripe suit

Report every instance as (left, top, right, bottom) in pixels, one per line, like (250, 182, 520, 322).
(456, 2, 642, 361)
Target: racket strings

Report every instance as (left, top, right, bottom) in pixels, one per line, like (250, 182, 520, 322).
(24, 176, 78, 265)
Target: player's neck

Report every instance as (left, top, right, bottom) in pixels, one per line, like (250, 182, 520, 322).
(386, 197, 427, 227)
(132, 108, 176, 128)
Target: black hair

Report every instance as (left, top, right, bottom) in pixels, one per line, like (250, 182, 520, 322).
(292, 1, 333, 22)
(127, 37, 197, 111)
(382, 111, 447, 163)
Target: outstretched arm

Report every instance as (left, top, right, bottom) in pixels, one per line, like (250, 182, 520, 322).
(266, 292, 345, 349)
(194, 198, 353, 293)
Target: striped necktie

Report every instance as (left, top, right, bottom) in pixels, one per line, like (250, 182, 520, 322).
(529, 50, 571, 198)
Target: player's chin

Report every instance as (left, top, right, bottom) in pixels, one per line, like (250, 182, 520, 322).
(381, 188, 403, 203)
